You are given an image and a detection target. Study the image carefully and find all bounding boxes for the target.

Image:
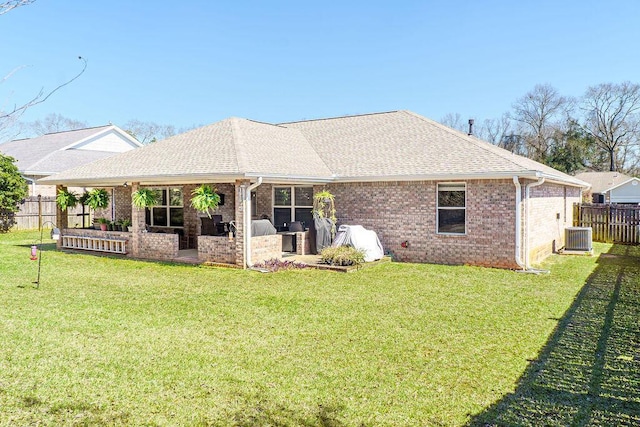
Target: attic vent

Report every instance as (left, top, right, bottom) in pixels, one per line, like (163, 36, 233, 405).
(565, 227, 593, 252)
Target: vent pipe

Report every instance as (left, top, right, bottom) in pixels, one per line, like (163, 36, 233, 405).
(467, 119, 474, 136)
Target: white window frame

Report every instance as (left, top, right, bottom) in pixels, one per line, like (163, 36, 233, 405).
(436, 182, 466, 235)
(148, 186, 184, 228)
(272, 185, 313, 226)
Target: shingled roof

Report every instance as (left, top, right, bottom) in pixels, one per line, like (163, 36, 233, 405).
(0, 125, 142, 176)
(574, 171, 633, 193)
(39, 111, 588, 187)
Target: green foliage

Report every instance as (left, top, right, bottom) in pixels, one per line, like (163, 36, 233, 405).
(544, 121, 598, 174)
(190, 184, 220, 218)
(85, 188, 110, 210)
(319, 245, 365, 266)
(0, 154, 27, 232)
(131, 187, 159, 209)
(55, 189, 79, 211)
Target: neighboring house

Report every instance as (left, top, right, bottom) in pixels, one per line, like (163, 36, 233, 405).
(575, 171, 639, 204)
(0, 125, 143, 197)
(40, 111, 588, 270)
(607, 178, 640, 204)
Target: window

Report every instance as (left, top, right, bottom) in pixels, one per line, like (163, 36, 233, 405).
(273, 186, 313, 229)
(437, 183, 466, 234)
(145, 187, 183, 227)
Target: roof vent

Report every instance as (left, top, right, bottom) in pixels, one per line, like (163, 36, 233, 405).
(467, 119, 474, 136)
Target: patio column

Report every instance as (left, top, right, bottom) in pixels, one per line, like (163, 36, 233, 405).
(130, 182, 144, 257)
(235, 179, 249, 267)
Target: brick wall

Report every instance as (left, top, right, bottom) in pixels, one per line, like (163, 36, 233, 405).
(137, 232, 179, 260)
(113, 186, 132, 223)
(322, 180, 519, 268)
(295, 230, 311, 255)
(251, 234, 282, 264)
(527, 182, 581, 264)
(254, 184, 273, 220)
(198, 235, 236, 264)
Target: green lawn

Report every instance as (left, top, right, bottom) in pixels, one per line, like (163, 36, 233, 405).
(0, 230, 638, 426)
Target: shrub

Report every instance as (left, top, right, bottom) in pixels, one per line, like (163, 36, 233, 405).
(319, 245, 365, 266)
(252, 258, 308, 272)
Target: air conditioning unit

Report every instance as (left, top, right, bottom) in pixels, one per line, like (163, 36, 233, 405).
(565, 227, 593, 252)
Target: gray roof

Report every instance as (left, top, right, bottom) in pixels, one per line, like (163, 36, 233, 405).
(0, 125, 141, 175)
(574, 171, 633, 193)
(39, 111, 588, 187)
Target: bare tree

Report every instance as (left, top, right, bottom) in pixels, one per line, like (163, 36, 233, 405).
(512, 84, 571, 162)
(0, 0, 34, 15)
(439, 113, 468, 133)
(123, 119, 176, 144)
(27, 113, 88, 136)
(581, 81, 640, 172)
(478, 113, 512, 145)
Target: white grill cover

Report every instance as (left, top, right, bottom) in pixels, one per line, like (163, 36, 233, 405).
(332, 225, 384, 262)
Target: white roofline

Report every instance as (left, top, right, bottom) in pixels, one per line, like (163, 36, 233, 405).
(39, 170, 590, 188)
(602, 177, 640, 193)
(59, 125, 143, 150)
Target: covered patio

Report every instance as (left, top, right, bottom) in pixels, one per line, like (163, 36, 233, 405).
(54, 180, 318, 268)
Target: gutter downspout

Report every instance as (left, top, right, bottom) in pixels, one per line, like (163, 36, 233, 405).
(524, 177, 546, 270)
(513, 176, 525, 270)
(243, 177, 263, 268)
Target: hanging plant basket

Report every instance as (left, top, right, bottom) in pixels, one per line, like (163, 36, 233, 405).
(132, 188, 160, 209)
(55, 189, 79, 211)
(85, 188, 110, 211)
(190, 184, 221, 218)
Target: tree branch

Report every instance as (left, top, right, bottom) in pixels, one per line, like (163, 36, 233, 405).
(0, 0, 35, 15)
(0, 56, 87, 121)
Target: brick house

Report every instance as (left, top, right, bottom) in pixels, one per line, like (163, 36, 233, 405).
(40, 111, 588, 269)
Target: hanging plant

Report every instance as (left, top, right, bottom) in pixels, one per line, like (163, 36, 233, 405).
(190, 184, 221, 218)
(313, 190, 337, 223)
(55, 189, 79, 211)
(85, 188, 110, 211)
(313, 189, 337, 237)
(132, 188, 159, 209)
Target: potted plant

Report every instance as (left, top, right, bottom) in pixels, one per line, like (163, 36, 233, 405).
(120, 219, 132, 232)
(55, 189, 79, 211)
(86, 188, 110, 211)
(96, 217, 109, 231)
(132, 188, 159, 209)
(190, 184, 221, 218)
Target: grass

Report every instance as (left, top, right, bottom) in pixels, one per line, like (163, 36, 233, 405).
(0, 230, 638, 426)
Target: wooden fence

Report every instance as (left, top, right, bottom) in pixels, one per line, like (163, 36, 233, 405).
(573, 203, 640, 244)
(13, 196, 92, 230)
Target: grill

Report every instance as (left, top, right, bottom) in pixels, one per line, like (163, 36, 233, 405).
(565, 227, 593, 252)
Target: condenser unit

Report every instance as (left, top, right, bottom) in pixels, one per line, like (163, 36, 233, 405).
(565, 227, 593, 252)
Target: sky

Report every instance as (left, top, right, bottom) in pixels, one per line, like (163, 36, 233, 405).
(2, 0, 640, 133)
